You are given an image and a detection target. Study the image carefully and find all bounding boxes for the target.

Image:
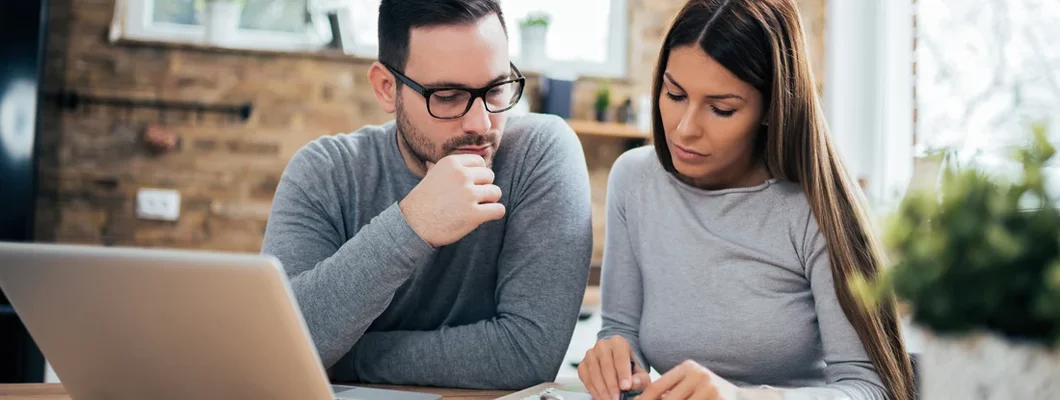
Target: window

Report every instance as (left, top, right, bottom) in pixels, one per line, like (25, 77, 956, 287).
(118, 0, 628, 77)
(825, 0, 915, 212)
(119, 0, 334, 51)
(915, 0, 1060, 181)
(332, 0, 629, 78)
(827, 0, 1060, 213)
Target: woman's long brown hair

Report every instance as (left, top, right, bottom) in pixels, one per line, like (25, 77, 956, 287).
(650, 1, 915, 399)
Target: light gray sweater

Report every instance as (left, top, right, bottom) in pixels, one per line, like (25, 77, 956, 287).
(597, 147, 887, 400)
(261, 113, 593, 389)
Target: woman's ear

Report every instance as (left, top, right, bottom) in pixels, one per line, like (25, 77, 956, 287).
(368, 62, 398, 114)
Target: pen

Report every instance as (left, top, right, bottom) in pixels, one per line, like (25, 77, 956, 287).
(621, 360, 642, 400)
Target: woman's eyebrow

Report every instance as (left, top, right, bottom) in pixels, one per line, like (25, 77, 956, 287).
(664, 72, 745, 101)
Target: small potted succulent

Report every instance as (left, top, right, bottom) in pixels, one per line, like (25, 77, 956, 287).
(854, 123, 1060, 399)
(594, 83, 611, 122)
(197, 0, 245, 46)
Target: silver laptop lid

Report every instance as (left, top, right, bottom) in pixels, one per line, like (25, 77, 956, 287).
(0, 242, 334, 400)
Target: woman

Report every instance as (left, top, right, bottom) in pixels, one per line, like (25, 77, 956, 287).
(576, 0, 915, 399)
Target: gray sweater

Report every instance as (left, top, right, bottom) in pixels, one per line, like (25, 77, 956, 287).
(261, 113, 593, 389)
(598, 147, 887, 400)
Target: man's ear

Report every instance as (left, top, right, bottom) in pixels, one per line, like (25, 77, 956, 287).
(368, 62, 397, 114)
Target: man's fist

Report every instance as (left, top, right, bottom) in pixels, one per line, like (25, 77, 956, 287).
(399, 154, 506, 247)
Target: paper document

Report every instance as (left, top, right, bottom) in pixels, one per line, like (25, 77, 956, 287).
(496, 383, 592, 400)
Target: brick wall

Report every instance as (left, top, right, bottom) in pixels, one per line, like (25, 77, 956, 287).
(35, 0, 826, 261)
(35, 0, 392, 251)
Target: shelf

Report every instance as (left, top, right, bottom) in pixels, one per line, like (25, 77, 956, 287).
(588, 258, 602, 286)
(567, 119, 650, 139)
(112, 37, 370, 63)
(583, 286, 601, 307)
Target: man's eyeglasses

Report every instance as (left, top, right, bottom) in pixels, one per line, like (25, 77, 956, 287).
(383, 62, 526, 120)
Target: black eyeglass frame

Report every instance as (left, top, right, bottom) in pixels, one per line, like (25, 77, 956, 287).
(383, 62, 527, 120)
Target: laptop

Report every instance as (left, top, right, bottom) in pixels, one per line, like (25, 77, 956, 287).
(0, 242, 442, 400)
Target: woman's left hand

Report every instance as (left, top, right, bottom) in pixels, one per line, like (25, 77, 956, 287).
(635, 360, 748, 400)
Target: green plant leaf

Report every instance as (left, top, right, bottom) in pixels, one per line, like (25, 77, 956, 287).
(519, 11, 551, 28)
(854, 121, 1060, 347)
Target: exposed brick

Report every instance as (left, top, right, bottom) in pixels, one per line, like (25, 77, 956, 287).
(248, 174, 282, 200)
(210, 200, 273, 221)
(223, 139, 281, 155)
(194, 138, 217, 151)
(133, 209, 210, 247)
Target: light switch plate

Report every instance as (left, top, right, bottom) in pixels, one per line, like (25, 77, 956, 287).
(136, 188, 181, 221)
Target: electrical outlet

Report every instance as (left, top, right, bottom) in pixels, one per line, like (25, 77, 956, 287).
(136, 188, 181, 221)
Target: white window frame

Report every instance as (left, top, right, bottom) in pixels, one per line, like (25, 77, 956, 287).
(825, 0, 914, 213)
(512, 0, 629, 79)
(117, 0, 333, 52)
(327, 0, 629, 79)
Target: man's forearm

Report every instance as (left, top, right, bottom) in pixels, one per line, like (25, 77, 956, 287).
(286, 203, 435, 367)
(331, 314, 572, 389)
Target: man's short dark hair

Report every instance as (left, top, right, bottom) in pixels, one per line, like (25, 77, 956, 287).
(378, 0, 507, 71)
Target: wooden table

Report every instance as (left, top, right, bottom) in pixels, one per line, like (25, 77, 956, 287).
(0, 384, 516, 400)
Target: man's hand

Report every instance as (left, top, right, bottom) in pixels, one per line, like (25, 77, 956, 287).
(399, 154, 506, 247)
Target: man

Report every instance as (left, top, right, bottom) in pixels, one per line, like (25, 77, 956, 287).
(260, 0, 593, 390)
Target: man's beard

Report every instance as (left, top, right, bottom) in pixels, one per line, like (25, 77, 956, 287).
(396, 94, 499, 168)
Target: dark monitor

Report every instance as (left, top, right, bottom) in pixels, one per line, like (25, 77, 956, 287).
(0, 0, 49, 383)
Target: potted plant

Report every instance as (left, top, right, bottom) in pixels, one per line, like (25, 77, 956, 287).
(594, 83, 611, 122)
(518, 11, 550, 70)
(854, 123, 1060, 399)
(197, 0, 245, 46)
(906, 146, 955, 193)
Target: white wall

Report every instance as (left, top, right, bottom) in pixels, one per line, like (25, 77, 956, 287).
(825, 0, 877, 187)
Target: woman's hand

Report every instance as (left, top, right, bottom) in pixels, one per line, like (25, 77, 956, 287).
(636, 360, 766, 400)
(578, 336, 652, 400)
